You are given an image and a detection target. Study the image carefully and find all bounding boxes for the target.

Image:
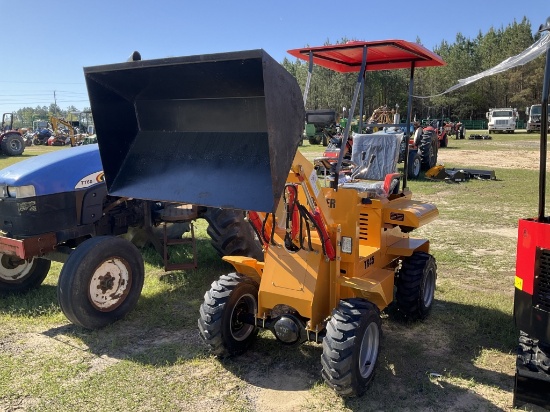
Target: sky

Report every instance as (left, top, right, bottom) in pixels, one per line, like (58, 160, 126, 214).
(0, 0, 547, 116)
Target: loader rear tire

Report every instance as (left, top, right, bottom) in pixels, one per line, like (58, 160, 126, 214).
(203, 208, 263, 261)
(198, 272, 259, 357)
(0, 254, 51, 294)
(395, 252, 437, 320)
(57, 236, 144, 329)
(321, 298, 381, 397)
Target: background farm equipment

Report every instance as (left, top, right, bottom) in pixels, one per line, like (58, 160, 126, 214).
(512, 16, 550, 410)
(85, 41, 443, 397)
(0, 113, 25, 156)
(304, 109, 337, 145)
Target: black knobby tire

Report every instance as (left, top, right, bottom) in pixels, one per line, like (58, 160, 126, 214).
(0, 254, 51, 293)
(203, 208, 263, 262)
(440, 133, 448, 148)
(57, 236, 144, 329)
(407, 151, 421, 180)
(1, 133, 25, 156)
(419, 132, 437, 171)
(321, 298, 382, 397)
(395, 252, 437, 320)
(198, 272, 259, 357)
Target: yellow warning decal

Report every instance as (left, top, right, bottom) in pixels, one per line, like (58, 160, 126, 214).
(514, 276, 523, 290)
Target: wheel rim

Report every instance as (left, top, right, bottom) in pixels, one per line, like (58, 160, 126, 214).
(10, 138, 22, 151)
(422, 266, 436, 308)
(412, 158, 421, 176)
(358, 321, 379, 378)
(0, 254, 33, 282)
(230, 293, 256, 341)
(88, 258, 132, 312)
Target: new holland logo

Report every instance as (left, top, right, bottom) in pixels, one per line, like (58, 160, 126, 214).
(75, 171, 105, 189)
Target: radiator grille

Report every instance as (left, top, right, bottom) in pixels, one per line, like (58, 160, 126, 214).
(534, 248, 550, 311)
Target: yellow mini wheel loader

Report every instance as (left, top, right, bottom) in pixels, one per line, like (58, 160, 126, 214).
(85, 40, 445, 397)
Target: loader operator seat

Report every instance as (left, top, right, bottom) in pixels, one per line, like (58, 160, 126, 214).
(340, 131, 402, 198)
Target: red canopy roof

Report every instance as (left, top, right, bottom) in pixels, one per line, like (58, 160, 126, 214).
(287, 40, 445, 72)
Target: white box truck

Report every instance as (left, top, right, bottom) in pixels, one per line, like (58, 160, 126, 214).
(486, 108, 518, 134)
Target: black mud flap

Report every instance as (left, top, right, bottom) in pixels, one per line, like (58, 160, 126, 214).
(514, 367, 550, 409)
(84, 49, 305, 213)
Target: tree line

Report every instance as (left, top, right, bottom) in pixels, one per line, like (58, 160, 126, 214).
(281, 17, 543, 122)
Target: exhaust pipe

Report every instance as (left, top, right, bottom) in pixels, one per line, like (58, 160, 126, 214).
(127, 51, 141, 62)
(84, 49, 305, 213)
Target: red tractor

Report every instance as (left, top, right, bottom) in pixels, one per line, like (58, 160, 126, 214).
(513, 16, 550, 409)
(0, 113, 25, 156)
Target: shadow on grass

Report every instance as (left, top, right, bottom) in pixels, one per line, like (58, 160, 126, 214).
(34, 277, 517, 409)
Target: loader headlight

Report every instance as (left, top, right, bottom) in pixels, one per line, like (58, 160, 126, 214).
(341, 236, 352, 254)
(6, 185, 36, 198)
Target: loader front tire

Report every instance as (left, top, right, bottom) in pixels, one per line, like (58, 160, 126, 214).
(395, 252, 437, 320)
(321, 298, 381, 397)
(198, 272, 259, 357)
(57, 236, 144, 329)
(0, 254, 51, 293)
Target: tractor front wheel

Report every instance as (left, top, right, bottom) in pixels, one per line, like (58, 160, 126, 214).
(198, 272, 259, 357)
(0, 254, 51, 293)
(395, 252, 437, 320)
(321, 298, 381, 397)
(407, 151, 421, 180)
(57, 236, 144, 329)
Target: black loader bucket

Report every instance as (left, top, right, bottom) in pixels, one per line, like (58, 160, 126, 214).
(84, 49, 304, 212)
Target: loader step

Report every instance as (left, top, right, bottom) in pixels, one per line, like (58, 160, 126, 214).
(163, 222, 197, 271)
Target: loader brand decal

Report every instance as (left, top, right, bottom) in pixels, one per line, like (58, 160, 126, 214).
(390, 212, 405, 222)
(514, 276, 523, 291)
(75, 171, 105, 189)
(326, 198, 336, 209)
(364, 256, 375, 269)
(309, 170, 320, 198)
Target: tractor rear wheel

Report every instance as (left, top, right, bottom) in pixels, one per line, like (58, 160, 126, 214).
(0, 254, 51, 294)
(1, 133, 25, 156)
(395, 252, 437, 320)
(198, 272, 259, 357)
(57, 236, 144, 329)
(419, 132, 437, 171)
(203, 208, 263, 262)
(321, 298, 381, 397)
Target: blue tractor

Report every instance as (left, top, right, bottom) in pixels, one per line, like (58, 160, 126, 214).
(0, 144, 261, 329)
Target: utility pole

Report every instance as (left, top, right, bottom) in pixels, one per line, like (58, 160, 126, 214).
(54, 91, 57, 115)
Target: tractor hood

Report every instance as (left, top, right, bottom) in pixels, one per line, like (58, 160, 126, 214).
(84, 49, 305, 213)
(0, 144, 103, 196)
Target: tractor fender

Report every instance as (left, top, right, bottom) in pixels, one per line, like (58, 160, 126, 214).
(222, 255, 264, 281)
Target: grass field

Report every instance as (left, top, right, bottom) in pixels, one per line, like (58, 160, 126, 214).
(0, 132, 547, 411)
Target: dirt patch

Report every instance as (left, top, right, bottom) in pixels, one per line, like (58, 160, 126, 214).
(438, 146, 542, 170)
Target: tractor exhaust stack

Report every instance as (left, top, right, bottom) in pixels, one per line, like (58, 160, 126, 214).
(84, 49, 304, 212)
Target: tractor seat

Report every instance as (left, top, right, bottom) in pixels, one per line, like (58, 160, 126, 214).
(340, 132, 401, 197)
